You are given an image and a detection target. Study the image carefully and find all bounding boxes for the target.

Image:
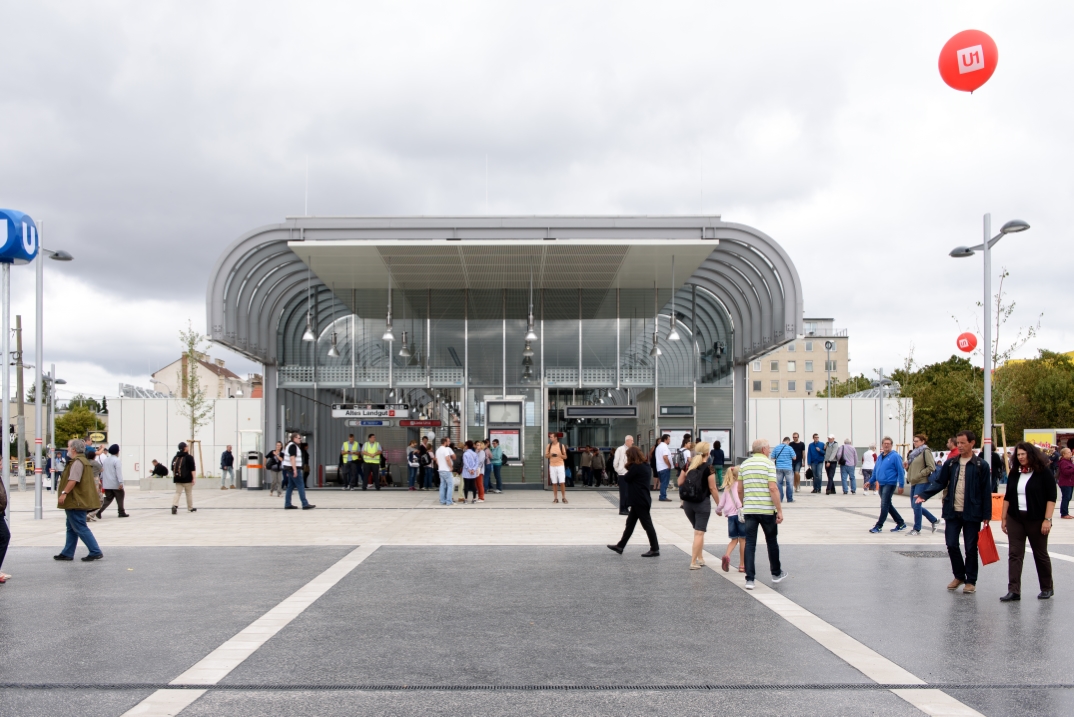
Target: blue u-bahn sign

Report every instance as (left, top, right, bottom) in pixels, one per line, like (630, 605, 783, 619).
(0, 209, 39, 264)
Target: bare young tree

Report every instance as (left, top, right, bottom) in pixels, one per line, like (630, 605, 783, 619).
(177, 321, 213, 476)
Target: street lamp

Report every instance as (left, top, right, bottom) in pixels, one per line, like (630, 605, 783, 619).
(34, 247, 73, 520)
(949, 214, 1030, 456)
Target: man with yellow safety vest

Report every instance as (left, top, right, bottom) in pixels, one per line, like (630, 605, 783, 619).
(361, 433, 383, 491)
(341, 434, 361, 491)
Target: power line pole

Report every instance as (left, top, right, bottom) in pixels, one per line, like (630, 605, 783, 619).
(15, 315, 25, 491)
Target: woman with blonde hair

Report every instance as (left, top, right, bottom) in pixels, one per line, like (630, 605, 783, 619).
(715, 465, 746, 572)
(676, 441, 721, 570)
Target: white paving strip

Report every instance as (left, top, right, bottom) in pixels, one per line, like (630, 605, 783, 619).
(121, 544, 380, 717)
(667, 542, 983, 717)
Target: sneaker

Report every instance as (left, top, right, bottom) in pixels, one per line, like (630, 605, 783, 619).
(930, 520, 939, 532)
(478, 499, 485, 503)
(891, 524, 908, 533)
(745, 580, 755, 590)
(868, 527, 881, 534)
(907, 529, 920, 536)
(302, 505, 316, 510)
(772, 571, 788, 583)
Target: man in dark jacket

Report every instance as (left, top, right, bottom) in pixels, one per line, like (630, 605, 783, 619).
(171, 442, 197, 515)
(916, 430, 991, 594)
(807, 434, 825, 493)
(220, 445, 235, 490)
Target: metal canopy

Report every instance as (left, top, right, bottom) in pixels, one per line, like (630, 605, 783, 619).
(287, 239, 718, 292)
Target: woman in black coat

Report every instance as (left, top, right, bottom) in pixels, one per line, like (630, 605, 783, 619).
(1000, 442, 1058, 601)
(607, 446, 659, 557)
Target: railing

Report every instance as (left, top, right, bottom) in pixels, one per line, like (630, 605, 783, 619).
(582, 368, 616, 386)
(620, 367, 654, 385)
(544, 368, 577, 385)
(803, 328, 848, 337)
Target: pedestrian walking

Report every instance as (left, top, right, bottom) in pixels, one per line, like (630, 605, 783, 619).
(580, 445, 593, 486)
(790, 433, 805, 492)
(170, 442, 197, 515)
(999, 442, 1057, 602)
(220, 445, 235, 490)
(770, 437, 795, 503)
(483, 440, 494, 494)
(915, 430, 992, 594)
(462, 440, 482, 504)
(361, 434, 382, 490)
(837, 438, 857, 495)
(54, 439, 104, 562)
(96, 444, 129, 519)
(738, 439, 787, 589)
(655, 434, 673, 502)
(861, 444, 877, 494)
(489, 439, 504, 493)
(868, 437, 906, 533)
(85, 446, 103, 522)
(419, 442, 434, 491)
(905, 434, 939, 535)
(0, 477, 10, 582)
(711, 440, 726, 487)
(613, 435, 633, 515)
(341, 434, 360, 490)
(715, 466, 745, 573)
(807, 433, 825, 493)
(674, 435, 693, 486)
(677, 441, 721, 570)
(266, 442, 284, 496)
(546, 433, 568, 504)
(283, 433, 315, 510)
(1056, 447, 1074, 519)
(407, 440, 420, 491)
(474, 440, 487, 502)
(434, 437, 455, 505)
(608, 446, 660, 557)
(823, 435, 839, 494)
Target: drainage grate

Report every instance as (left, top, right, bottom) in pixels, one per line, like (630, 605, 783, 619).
(895, 551, 949, 558)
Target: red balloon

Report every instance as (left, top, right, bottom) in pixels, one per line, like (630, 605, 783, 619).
(957, 332, 977, 353)
(939, 30, 998, 92)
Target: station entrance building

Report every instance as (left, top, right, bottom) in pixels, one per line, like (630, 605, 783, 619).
(207, 216, 803, 485)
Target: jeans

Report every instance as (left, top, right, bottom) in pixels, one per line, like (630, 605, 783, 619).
(425, 466, 435, 489)
(408, 466, 418, 488)
(1061, 485, 1073, 517)
(491, 464, 502, 491)
(283, 467, 310, 507)
(98, 488, 126, 517)
(776, 469, 794, 502)
(617, 505, 659, 551)
(911, 483, 938, 531)
(874, 484, 905, 529)
(484, 463, 492, 491)
(810, 462, 823, 491)
(839, 465, 856, 494)
(743, 513, 781, 581)
(221, 467, 234, 487)
(61, 510, 102, 558)
(438, 471, 454, 504)
(945, 513, 981, 585)
(658, 469, 671, 500)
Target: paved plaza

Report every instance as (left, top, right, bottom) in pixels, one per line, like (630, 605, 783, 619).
(2, 486, 1073, 716)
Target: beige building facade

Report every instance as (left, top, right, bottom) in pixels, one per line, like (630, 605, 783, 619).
(151, 354, 254, 399)
(748, 318, 849, 398)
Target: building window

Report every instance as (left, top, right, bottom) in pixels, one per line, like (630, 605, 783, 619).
(770, 361, 779, 372)
(805, 360, 813, 372)
(805, 341, 813, 351)
(787, 343, 796, 352)
(804, 322, 817, 335)
(787, 361, 796, 372)
(753, 361, 761, 372)
(806, 380, 814, 392)
(825, 360, 837, 371)
(752, 380, 762, 392)
(770, 381, 779, 392)
(788, 380, 797, 392)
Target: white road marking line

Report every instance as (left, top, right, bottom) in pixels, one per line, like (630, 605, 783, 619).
(120, 544, 380, 717)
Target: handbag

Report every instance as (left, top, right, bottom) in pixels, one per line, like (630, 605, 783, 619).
(978, 524, 1000, 565)
(805, 467, 813, 480)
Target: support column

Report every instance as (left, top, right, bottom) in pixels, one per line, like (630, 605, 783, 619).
(733, 361, 747, 462)
(463, 289, 469, 445)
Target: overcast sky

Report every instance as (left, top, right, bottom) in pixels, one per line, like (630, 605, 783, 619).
(1, 1, 1069, 400)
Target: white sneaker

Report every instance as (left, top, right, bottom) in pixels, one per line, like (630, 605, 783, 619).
(745, 580, 755, 590)
(907, 529, 921, 536)
(772, 571, 789, 583)
(478, 499, 485, 503)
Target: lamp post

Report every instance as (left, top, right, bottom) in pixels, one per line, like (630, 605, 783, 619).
(33, 247, 72, 520)
(41, 370, 65, 510)
(824, 340, 835, 396)
(949, 215, 1030, 456)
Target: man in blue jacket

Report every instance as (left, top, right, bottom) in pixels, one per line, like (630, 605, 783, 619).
(771, 437, 796, 502)
(869, 437, 907, 534)
(807, 434, 826, 494)
(916, 429, 991, 594)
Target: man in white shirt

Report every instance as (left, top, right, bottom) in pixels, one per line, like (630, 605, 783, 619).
(655, 434, 673, 502)
(435, 437, 456, 506)
(613, 435, 634, 516)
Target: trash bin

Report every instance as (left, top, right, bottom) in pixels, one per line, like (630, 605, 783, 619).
(246, 450, 263, 490)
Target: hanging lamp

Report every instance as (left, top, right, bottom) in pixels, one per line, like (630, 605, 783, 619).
(668, 255, 680, 341)
(524, 270, 538, 341)
(382, 259, 395, 342)
(302, 267, 316, 342)
(327, 283, 340, 357)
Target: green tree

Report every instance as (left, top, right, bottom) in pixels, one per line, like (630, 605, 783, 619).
(994, 350, 1074, 440)
(816, 374, 874, 398)
(54, 406, 105, 445)
(177, 321, 213, 475)
(68, 394, 102, 413)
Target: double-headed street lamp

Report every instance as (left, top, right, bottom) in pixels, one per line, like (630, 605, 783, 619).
(949, 214, 1029, 459)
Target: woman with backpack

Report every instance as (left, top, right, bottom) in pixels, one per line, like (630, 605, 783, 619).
(715, 466, 745, 573)
(265, 441, 284, 497)
(676, 441, 721, 570)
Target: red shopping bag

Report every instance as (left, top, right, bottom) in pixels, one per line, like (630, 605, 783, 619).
(978, 524, 1000, 566)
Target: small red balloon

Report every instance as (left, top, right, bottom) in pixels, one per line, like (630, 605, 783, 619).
(939, 30, 998, 92)
(957, 332, 977, 353)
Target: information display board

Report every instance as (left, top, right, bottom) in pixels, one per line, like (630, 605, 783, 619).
(698, 428, 732, 464)
(489, 429, 521, 462)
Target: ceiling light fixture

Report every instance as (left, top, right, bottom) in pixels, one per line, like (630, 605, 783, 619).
(525, 270, 538, 341)
(327, 283, 340, 357)
(382, 259, 395, 342)
(668, 255, 680, 341)
(302, 267, 316, 342)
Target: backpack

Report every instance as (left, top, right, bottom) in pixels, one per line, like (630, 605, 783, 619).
(679, 467, 708, 503)
(171, 454, 186, 479)
(452, 453, 463, 474)
(672, 448, 686, 470)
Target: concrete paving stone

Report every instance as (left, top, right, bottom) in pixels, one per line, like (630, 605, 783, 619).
(180, 687, 925, 717)
(222, 546, 870, 688)
(0, 546, 354, 684)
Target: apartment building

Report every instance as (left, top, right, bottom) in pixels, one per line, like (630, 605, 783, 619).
(748, 318, 849, 398)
